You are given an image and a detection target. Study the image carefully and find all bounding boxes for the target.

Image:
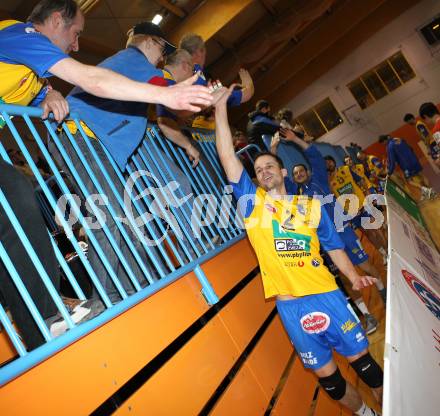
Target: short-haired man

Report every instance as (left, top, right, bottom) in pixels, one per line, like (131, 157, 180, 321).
(271, 130, 384, 333)
(404, 112, 440, 165)
(58, 24, 206, 303)
(215, 87, 383, 416)
(419, 102, 440, 168)
(179, 33, 254, 110)
(247, 99, 280, 149)
(325, 155, 388, 260)
(378, 134, 435, 199)
(356, 150, 386, 193)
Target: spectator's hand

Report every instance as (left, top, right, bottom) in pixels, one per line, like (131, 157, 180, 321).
(185, 143, 200, 168)
(167, 72, 213, 112)
(271, 132, 281, 149)
(212, 84, 234, 109)
(209, 80, 237, 107)
(279, 127, 297, 141)
(351, 274, 377, 291)
(238, 68, 253, 89)
(41, 90, 69, 123)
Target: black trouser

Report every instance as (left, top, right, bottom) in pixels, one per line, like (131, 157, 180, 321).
(0, 159, 59, 350)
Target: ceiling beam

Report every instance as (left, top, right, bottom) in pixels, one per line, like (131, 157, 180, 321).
(77, 0, 101, 14)
(169, 0, 255, 44)
(0, 9, 11, 19)
(154, 0, 186, 18)
(258, 0, 276, 16)
(207, 0, 335, 83)
(231, 0, 423, 127)
(230, 0, 388, 124)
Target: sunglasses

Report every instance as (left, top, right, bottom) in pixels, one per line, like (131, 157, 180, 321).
(151, 37, 166, 56)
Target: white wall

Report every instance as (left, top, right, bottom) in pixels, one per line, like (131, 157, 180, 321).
(285, 0, 440, 149)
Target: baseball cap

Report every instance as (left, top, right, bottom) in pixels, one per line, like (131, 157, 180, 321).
(132, 22, 176, 55)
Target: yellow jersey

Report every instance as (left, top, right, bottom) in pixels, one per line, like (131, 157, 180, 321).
(329, 165, 365, 214)
(232, 172, 342, 298)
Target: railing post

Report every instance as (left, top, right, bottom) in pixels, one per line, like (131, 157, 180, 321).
(193, 265, 219, 306)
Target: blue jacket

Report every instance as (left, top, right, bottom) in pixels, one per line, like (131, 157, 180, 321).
(67, 47, 164, 171)
(387, 138, 422, 177)
(285, 145, 336, 219)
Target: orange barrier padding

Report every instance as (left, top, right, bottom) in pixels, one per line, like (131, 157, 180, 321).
(0, 272, 210, 416)
(211, 316, 292, 415)
(210, 363, 268, 416)
(203, 238, 258, 298)
(217, 274, 272, 352)
(0, 329, 16, 365)
(245, 316, 292, 400)
(271, 356, 317, 416)
(113, 314, 241, 415)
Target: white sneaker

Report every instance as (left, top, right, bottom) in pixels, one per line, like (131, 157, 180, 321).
(49, 299, 105, 337)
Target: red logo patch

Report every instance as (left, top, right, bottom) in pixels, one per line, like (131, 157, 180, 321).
(264, 203, 277, 213)
(300, 312, 330, 334)
(298, 260, 304, 267)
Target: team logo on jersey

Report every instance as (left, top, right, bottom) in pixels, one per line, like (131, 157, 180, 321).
(264, 203, 277, 214)
(300, 312, 330, 334)
(341, 319, 357, 333)
(272, 220, 311, 252)
(311, 258, 321, 267)
(402, 269, 440, 320)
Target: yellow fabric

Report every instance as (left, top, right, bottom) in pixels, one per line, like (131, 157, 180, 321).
(64, 120, 97, 139)
(0, 20, 47, 107)
(415, 120, 435, 147)
(192, 115, 215, 130)
(244, 189, 338, 298)
(365, 155, 383, 178)
(329, 165, 365, 214)
(351, 164, 374, 193)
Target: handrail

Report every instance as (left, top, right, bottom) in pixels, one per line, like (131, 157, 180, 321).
(0, 103, 244, 385)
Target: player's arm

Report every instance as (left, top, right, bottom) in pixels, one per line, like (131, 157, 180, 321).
(215, 86, 244, 183)
(386, 143, 395, 175)
(327, 249, 376, 290)
(157, 116, 200, 167)
(49, 58, 213, 112)
(316, 203, 376, 290)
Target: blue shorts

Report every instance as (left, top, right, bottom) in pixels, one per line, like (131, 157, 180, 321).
(339, 225, 368, 265)
(276, 289, 369, 370)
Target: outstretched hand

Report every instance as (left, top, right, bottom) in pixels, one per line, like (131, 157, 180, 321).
(41, 89, 69, 123)
(351, 275, 377, 291)
(166, 72, 213, 112)
(212, 83, 236, 109)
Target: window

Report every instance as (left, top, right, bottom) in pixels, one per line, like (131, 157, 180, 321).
(348, 51, 415, 109)
(295, 98, 343, 140)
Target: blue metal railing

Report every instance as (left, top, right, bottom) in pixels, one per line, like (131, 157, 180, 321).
(0, 103, 245, 385)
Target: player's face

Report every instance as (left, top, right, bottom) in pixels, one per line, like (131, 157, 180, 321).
(254, 155, 284, 191)
(55, 10, 84, 53)
(292, 165, 309, 184)
(326, 159, 336, 172)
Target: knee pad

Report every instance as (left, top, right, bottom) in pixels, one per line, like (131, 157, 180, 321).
(350, 352, 383, 388)
(318, 368, 347, 400)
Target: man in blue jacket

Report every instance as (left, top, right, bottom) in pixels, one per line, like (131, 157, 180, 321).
(379, 134, 435, 199)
